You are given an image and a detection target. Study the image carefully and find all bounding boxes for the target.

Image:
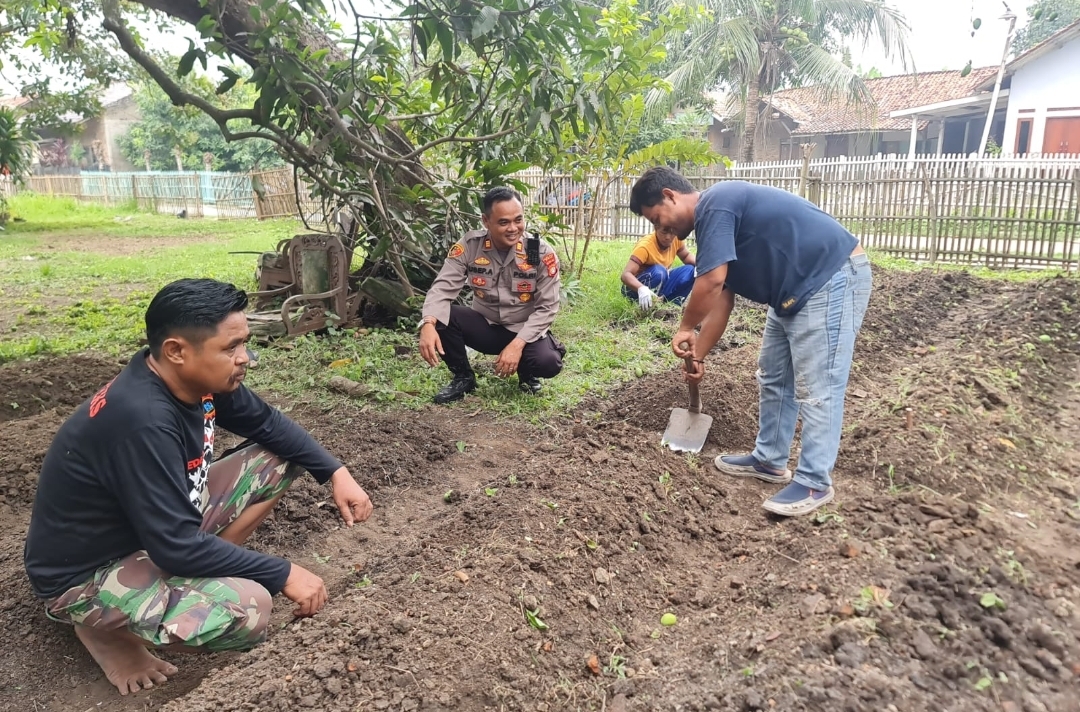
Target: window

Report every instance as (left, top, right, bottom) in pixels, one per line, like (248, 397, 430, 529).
(1015, 118, 1033, 155)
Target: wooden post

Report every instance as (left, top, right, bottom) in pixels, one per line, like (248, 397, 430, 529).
(919, 163, 939, 264)
(143, 149, 151, 172)
(799, 143, 815, 198)
(1072, 168, 1080, 273)
(131, 173, 138, 206)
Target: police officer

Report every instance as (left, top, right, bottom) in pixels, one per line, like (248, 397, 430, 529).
(418, 187, 566, 404)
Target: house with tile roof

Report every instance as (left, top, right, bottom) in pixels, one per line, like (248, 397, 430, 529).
(891, 18, 1080, 156)
(708, 67, 1004, 161)
(709, 17, 1080, 162)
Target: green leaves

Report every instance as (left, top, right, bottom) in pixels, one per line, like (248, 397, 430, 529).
(0, 108, 33, 182)
(524, 607, 549, 631)
(216, 67, 241, 95)
(979, 592, 1006, 610)
(177, 46, 206, 78)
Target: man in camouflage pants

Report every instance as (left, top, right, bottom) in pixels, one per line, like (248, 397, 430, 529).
(24, 279, 374, 695)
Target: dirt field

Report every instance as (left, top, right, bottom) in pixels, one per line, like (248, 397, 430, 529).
(1, 266, 1078, 712)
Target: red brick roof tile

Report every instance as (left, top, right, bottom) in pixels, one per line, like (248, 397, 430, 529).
(766, 67, 1000, 135)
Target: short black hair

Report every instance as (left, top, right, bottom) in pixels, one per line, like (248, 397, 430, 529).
(145, 278, 249, 357)
(629, 167, 696, 215)
(482, 186, 523, 216)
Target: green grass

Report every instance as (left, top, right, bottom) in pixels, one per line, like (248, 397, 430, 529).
(866, 250, 1073, 282)
(0, 195, 296, 361)
(243, 241, 683, 419)
(0, 197, 687, 417)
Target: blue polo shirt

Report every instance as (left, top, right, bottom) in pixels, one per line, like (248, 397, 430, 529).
(693, 181, 858, 316)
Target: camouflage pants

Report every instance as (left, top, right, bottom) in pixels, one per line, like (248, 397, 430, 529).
(44, 442, 304, 652)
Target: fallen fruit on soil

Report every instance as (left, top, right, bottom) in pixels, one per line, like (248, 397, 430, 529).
(661, 613, 678, 626)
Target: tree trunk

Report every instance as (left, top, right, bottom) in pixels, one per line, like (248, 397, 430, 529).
(741, 69, 761, 163)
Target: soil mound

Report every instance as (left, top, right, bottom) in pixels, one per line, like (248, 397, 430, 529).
(0, 354, 121, 423)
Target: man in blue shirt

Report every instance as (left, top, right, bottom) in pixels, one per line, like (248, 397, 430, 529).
(629, 168, 872, 517)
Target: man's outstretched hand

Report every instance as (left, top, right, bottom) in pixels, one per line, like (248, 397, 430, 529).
(330, 467, 373, 526)
(283, 563, 328, 617)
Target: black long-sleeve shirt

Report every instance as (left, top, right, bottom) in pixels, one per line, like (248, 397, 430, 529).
(23, 349, 342, 599)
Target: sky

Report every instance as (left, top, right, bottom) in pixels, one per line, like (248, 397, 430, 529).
(0, 0, 1039, 96)
(848, 0, 1036, 75)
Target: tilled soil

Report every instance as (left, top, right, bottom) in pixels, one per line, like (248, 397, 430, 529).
(1, 267, 1078, 712)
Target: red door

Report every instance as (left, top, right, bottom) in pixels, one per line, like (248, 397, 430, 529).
(1042, 117, 1080, 155)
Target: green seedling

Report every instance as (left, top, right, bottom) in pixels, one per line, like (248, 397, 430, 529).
(485, 487, 498, 497)
(660, 612, 678, 626)
(524, 607, 548, 631)
(456, 440, 467, 453)
(980, 592, 1007, 610)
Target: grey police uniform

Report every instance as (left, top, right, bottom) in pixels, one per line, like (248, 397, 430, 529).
(421, 229, 566, 381)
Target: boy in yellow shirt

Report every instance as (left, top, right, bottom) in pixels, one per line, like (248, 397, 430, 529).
(620, 230, 696, 309)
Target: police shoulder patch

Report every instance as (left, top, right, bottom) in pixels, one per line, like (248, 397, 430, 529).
(448, 243, 466, 259)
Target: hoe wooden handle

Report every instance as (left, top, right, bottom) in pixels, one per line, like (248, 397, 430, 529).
(681, 342, 702, 414)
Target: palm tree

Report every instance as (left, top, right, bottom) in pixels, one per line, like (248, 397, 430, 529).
(0, 108, 32, 179)
(0, 107, 32, 226)
(651, 0, 911, 162)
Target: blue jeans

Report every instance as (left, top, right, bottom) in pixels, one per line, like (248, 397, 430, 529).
(622, 264, 696, 305)
(750, 254, 872, 491)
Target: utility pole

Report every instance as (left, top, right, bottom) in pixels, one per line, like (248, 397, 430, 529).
(978, 3, 1017, 156)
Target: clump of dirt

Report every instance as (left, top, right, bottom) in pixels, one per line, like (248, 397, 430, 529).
(0, 354, 121, 423)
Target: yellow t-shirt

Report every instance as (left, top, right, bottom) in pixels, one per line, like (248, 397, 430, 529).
(629, 232, 683, 270)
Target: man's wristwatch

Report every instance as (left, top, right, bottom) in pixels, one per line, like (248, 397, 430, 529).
(418, 315, 437, 330)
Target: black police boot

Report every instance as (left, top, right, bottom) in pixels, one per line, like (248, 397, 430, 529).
(518, 376, 543, 395)
(433, 371, 477, 404)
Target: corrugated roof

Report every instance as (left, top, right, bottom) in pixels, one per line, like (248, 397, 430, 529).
(764, 67, 1000, 135)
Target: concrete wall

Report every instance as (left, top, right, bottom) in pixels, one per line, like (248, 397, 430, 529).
(77, 96, 139, 171)
(1003, 34, 1080, 155)
(708, 115, 792, 162)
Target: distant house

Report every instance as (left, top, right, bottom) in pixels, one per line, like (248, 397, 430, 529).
(709, 67, 1003, 161)
(15, 83, 140, 171)
(893, 19, 1080, 156)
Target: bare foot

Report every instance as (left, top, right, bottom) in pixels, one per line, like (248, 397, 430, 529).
(74, 625, 178, 695)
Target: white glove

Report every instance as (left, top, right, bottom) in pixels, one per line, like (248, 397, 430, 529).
(637, 285, 655, 310)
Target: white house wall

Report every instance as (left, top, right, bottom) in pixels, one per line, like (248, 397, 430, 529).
(1003, 34, 1080, 155)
